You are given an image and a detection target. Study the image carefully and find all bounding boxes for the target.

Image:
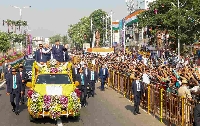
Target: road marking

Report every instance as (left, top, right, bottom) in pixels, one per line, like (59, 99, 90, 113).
(57, 119, 63, 126)
(0, 81, 6, 87)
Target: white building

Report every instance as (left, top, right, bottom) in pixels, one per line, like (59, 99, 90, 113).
(133, 0, 156, 10)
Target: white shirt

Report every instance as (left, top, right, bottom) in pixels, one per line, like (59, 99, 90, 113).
(136, 80, 141, 91)
(142, 73, 150, 84)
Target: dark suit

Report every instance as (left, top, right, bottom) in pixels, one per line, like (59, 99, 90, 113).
(76, 73, 88, 106)
(35, 49, 45, 62)
(6, 73, 22, 112)
(89, 70, 98, 96)
(194, 103, 200, 126)
(52, 45, 65, 62)
(5, 68, 12, 80)
(44, 48, 51, 62)
(63, 48, 69, 62)
(83, 67, 91, 88)
(132, 80, 145, 114)
(2, 62, 8, 79)
(99, 68, 108, 90)
(72, 67, 80, 82)
(19, 71, 28, 103)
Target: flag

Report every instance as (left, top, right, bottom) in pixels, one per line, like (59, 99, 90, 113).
(90, 18, 93, 32)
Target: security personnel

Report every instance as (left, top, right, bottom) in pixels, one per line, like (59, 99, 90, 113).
(6, 68, 23, 115)
(78, 68, 87, 107)
(18, 66, 28, 104)
(89, 66, 98, 97)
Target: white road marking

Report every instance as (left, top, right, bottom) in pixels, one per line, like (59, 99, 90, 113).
(0, 81, 6, 87)
(57, 119, 63, 126)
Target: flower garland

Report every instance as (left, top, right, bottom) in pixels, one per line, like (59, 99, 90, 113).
(27, 89, 81, 119)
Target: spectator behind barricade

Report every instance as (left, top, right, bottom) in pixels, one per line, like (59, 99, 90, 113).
(178, 79, 192, 99)
(194, 96, 200, 126)
(142, 69, 150, 85)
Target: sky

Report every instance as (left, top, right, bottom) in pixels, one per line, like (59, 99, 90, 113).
(0, 0, 128, 37)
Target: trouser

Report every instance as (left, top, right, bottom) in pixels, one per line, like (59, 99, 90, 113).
(20, 84, 25, 102)
(101, 78, 105, 90)
(90, 80, 95, 96)
(81, 85, 87, 106)
(133, 92, 141, 113)
(10, 89, 20, 111)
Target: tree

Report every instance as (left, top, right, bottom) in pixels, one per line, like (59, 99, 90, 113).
(62, 35, 69, 44)
(68, 9, 110, 47)
(137, 0, 200, 45)
(49, 34, 62, 44)
(0, 32, 11, 53)
(89, 9, 109, 46)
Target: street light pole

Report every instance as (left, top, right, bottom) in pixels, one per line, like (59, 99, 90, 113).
(110, 10, 113, 47)
(12, 5, 31, 52)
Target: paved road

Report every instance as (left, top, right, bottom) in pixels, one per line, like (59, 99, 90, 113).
(0, 82, 164, 126)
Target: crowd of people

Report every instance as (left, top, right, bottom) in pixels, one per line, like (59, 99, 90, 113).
(72, 48, 200, 125)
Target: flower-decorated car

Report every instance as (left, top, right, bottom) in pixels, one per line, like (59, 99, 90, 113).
(26, 59, 81, 121)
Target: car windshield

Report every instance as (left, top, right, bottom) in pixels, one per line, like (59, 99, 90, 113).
(24, 60, 34, 66)
(36, 74, 72, 84)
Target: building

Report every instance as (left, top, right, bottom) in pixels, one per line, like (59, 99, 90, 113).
(133, 0, 156, 10)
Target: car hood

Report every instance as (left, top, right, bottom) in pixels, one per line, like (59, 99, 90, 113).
(33, 84, 76, 96)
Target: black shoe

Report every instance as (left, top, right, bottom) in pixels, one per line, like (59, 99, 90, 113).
(137, 112, 141, 114)
(12, 108, 15, 112)
(15, 111, 19, 115)
(133, 112, 137, 115)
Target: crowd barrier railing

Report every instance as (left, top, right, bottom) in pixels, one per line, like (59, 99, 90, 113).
(93, 65, 196, 126)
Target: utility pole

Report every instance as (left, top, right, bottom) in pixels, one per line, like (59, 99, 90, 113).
(110, 10, 113, 47)
(12, 5, 31, 51)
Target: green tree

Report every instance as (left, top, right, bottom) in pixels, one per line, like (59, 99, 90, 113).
(68, 16, 90, 46)
(49, 34, 62, 44)
(137, 0, 200, 45)
(0, 31, 11, 53)
(62, 35, 69, 44)
(68, 9, 110, 47)
(89, 9, 109, 46)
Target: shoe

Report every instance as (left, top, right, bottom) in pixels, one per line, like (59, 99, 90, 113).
(12, 108, 15, 112)
(137, 112, 141, 114)
(133, 112, 137, 115)
(15, 111, 19, 115)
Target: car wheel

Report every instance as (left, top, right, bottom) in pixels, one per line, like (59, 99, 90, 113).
(29, 114, 35, 122)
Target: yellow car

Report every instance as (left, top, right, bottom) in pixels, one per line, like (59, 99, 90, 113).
(26, 59, 81, 121)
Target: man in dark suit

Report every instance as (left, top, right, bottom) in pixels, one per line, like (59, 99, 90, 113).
(18, 66, 28, 104)
(76, 68, 88, 107)
(44, 43, 51, 62)
(52, 40, 65, 62)
(2, 59, 8, 79)
(89, 66, 98, 97)
(72, 64, 80, 82)
(83, 64, 91, 87)
(99, 64, 108, 91)
(132, 74, 145, 115)
(6, 68, 23, 115)
(5, 64, 12, 80)
(35, 44, 51, 62)
(194, 98, 200, 126)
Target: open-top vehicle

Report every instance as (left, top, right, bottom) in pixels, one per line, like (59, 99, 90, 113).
(26, 59, 81, 121)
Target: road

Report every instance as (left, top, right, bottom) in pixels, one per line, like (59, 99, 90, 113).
(0, 82, 164, 126)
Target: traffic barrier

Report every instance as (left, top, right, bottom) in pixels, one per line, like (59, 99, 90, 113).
(94, 65, 195, 126)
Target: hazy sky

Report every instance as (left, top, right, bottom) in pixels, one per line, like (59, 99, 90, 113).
(0, 0, 128, 37)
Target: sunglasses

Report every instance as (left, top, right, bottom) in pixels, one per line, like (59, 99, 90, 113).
(12, 71, 16, 72)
